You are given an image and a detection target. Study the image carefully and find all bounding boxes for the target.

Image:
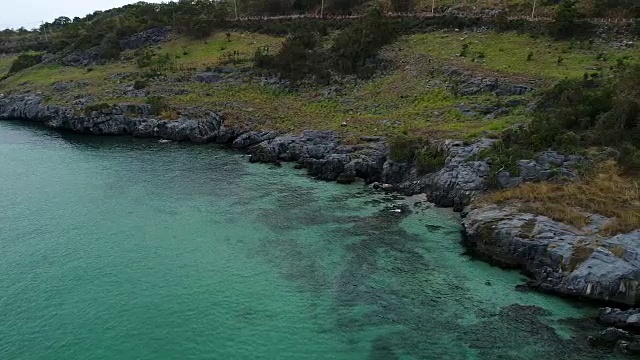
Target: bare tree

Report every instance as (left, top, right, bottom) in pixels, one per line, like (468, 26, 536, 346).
(531, 0, 537, 19)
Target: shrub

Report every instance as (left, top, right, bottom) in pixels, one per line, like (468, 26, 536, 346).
(146, 96, 169, 115)
(554, 0, 580, 37)
(8, 53, 43, 74)
(256, 31, 325, 82)
(133, 80, 147, 90)
(100, 33, 121, 60)
(459, 43, 470, 57)
(330, 7, 397, 76)
(135, 49, 155, 68)
(485, 65, 640, 174)
(253, 46, 272, 68)
(388, 135, 445, 174)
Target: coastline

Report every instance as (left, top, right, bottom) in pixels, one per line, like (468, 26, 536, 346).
(2, 93, 639, 310)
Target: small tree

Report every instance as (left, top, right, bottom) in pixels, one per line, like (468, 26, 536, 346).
(555, 0, 579, 37)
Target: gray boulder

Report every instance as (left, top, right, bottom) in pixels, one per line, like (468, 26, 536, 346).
(62, 47, 105, 67)
(192, 72, 222, 84)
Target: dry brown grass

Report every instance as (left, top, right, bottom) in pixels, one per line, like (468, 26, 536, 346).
(160, 110, 180, 120)
(483, 162, 640, 236)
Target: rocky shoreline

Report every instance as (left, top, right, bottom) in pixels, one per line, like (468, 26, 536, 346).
(2, 93, 640, 346)
(0, 94, 499, 208)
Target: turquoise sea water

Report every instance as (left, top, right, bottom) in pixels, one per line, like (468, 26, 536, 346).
(0, 121, 614, 359)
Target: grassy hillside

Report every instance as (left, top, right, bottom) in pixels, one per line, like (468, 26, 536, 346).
(1, 29, 637, 140)
(404, 32, 639, 79)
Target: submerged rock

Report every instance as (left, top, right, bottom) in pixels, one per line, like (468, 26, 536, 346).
(598, 308, 640, 331)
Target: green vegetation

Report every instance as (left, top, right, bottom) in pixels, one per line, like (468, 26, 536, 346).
(146, 96, 169, 115)
(389, 135, 446, 174)
(404, 32, 640, 79)
(475, 64, 639, 233)
(158, 32, 282, 69)
(256, 9, 396, 83)
(554, 0, 580, 37)
(8, 53, 43, 74)
(0, 56, 16, 77)
(487, 65, 639, 171)
(2, 26, 636, 143)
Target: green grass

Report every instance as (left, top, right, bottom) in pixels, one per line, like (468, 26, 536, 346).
(154, 32, 284, 69)
(0, 62, 137, 104)
(4, 30, 597, 140)
(0, 55, 17, 77)
(403, 31, 640, 80)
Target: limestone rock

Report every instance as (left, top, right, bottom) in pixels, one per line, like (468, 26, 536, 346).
(119, 27, 171, 50)
(462, 203, 640, 305)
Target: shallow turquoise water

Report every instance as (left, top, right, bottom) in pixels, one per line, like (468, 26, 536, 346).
(0, 121, 612, 359)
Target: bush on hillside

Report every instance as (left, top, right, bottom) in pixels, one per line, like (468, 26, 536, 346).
(254, 7, 397, 84)
(484, 65, 640, 173)
(100, 33, 121, 60)
(146, 96, 169, 115)
(8, 53, 43, 74)
(330, 7, 397, 76)
(554, 0, 580, 37)
(389, 135, 446, 174)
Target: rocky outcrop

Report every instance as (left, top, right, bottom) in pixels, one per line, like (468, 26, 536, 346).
(247, 130, 389, 183)
(61, 46, 105, 67)
(0, 94, 231, 142)
(496, 151, 583, 188)
(0, 95, 392, 185)
(462, 203, 640, 305)
(391, 139, 494, 210)
(442, 65, 535, 96)
(119, 27, 171, 50)
(589, 327, 640, 355)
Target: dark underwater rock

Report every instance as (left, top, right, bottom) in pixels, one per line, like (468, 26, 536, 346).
(598, 308, 640, 331)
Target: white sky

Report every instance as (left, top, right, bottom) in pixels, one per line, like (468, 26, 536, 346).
(0, 0, 161, 30)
